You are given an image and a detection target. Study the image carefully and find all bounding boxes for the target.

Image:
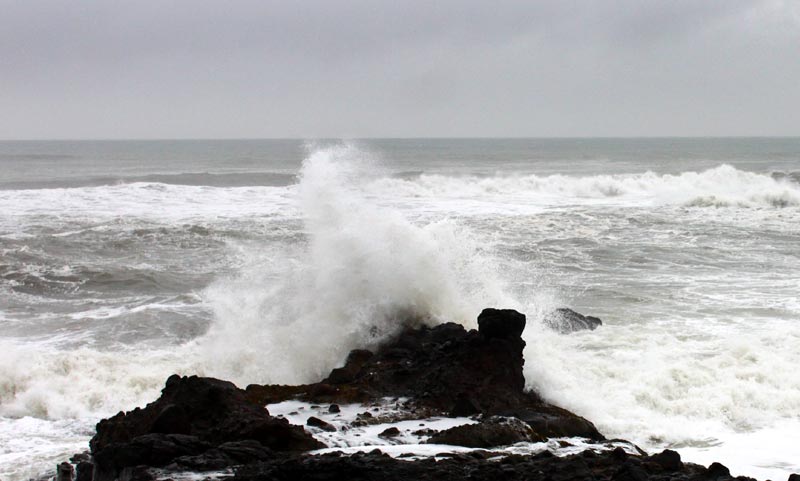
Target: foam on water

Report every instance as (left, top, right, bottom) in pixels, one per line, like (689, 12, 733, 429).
(522, 319, 800, 480)
(369, 164, 800, 209)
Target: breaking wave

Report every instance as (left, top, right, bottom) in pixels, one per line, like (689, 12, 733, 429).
(368, 164, 800, 208)
(198, 143, 515, 385)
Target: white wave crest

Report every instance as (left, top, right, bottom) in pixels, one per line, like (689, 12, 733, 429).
(368, 164, 800, 209)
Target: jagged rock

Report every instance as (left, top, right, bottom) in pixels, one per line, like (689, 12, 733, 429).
(171, 440, 274, 471)
(75, 461, 93, 481)
(504, 406, 603, 439)
(232, 449, 759, 481)
(428, 416, 545, 448)
(307, 416, 336, 432)
(379, 427, 401, 438)
(56, 461, 74, 481)
(706, 462, 732, 480)
(645, 449, 683, 471)
(244, 309, 601, 440)
(544, 308, 602, 333)
(90, 375, 323, 481)
(92, 433, 211, 473)
(477, 308, 526, 340)
(325, 349, 374, 384)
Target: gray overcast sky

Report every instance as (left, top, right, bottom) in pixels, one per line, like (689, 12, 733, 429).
(1, 0, 798, 139)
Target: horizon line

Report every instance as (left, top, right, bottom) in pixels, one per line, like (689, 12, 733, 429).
(1, 135, 799, 142)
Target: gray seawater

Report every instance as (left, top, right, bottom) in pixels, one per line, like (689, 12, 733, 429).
(1, 138, 799, 480)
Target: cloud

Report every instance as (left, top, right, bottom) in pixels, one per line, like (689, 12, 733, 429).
(0, 0, 797, 138)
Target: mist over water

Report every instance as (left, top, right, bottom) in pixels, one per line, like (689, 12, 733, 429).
(1, 139, 799, 481)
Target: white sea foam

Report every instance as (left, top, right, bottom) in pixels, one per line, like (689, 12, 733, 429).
(0, 182, 296, 231)
(267, 399, 641, 460)
(522, 318, 800, 480)
(367, 164, 800, 209)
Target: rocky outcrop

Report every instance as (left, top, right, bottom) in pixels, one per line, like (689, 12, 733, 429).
(233, 448, 759, 481)
(89, 375, 323, 481)
(64, 307, 784, 481)
(544, 307, 602, 333)
(428, 416, 545, 448)
(245, 308, 601, 440)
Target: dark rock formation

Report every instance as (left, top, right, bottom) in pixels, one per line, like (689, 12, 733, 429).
(477, 308, 526, 340)
(544, 307, 603, 333)
(233, 449, 757, 481)
(378, 427, 401, 438)
(246, 308, 601, 440)
(65, 307, 766, 481)
(56, 461, 74, 481)
(306, 416, 336, 432)
(428, 416, 545, 448)
(90, 375, 322, 481)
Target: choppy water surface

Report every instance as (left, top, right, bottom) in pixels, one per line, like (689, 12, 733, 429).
(1, 138, 799, 481)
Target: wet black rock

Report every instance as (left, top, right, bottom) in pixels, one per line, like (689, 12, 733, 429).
(306, 416, 336, 432)
(428, 416, 545, 448)
(170, 440, 275, 471)
(476, 308, 527, 340)
(56, 462, 74, 481)
(232, 449, 759, 481)
(544, 308, 603, 333)
(378, 427, 401, 438)
(246, 308, 602, 440)
(90, 375, 323, 481)
(707, 462, 732, 480)
(645, 449, 683, 471)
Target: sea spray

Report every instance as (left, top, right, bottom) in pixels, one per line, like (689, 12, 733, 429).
(198, 142, 514, 385)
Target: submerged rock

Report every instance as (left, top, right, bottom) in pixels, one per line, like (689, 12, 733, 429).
(543, 308, 602, 333)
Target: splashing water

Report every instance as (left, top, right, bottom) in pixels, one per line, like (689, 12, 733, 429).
(198, 143, 515, 385)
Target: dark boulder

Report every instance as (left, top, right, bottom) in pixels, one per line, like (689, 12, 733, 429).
(56, 461, 74, 481)
(428, 416, 545, 448)
(379, 427, 401, 438)
(645, 449, 682, 471)
(306, 416, 336, 432)
(477, 308, 526, 340)
(544, 308, 602, 333)
(706, 462, 732, 480)
(90, 375, 323, 481)
(500, 405, 603, 440)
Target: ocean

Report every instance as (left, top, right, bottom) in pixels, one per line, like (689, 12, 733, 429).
(1, 138, 799, 480)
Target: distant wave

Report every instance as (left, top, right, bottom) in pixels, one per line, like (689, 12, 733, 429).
(368, 164, 800, 208)
(0, 171, 297, 190)
(771, 170, 800, 185)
